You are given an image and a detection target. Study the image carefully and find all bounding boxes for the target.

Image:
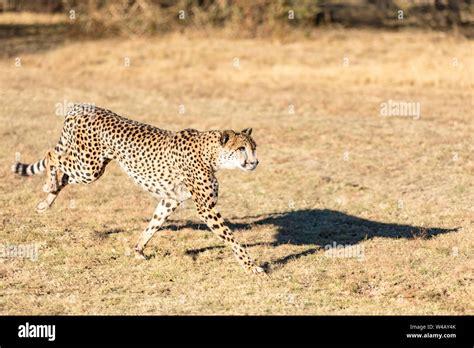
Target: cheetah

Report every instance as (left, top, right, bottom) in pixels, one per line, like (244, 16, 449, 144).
(12, 104, 264, 274)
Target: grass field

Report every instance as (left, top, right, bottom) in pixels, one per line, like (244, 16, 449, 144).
(0, 25, 473, 314)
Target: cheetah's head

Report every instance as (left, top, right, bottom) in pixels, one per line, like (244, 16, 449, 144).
(218, 128, 258, 172)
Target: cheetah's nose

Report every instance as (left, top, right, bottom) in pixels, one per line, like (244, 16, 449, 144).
(249, 160, 259, 167)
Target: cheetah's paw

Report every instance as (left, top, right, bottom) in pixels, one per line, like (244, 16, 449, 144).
(134, 247, 148, 260)
(36, 201, 50, 213)
(252, 266, 266, 275)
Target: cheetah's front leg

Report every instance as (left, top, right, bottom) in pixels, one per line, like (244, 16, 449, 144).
(134, 198, 179, 259)
(196, 206, 264, 274)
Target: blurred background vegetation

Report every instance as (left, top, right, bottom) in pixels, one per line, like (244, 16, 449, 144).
(0, 0, 473, 38)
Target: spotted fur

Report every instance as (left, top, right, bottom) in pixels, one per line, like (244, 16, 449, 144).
(12, 104, 263, 274)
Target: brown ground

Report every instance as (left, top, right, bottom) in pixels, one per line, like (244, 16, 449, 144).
(0, 19, 473, 314)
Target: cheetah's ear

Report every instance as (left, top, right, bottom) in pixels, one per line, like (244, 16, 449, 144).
(241, 128, 252, 136)
(220, 130, 234, 145)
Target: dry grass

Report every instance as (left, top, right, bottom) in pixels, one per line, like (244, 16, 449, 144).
(0, 12, 67, 25)
(0, 26, 473, 315)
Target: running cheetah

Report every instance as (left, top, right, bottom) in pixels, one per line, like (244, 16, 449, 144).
(12, 104, 264, 274)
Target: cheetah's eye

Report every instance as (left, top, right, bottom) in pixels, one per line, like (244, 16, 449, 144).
(238, 147, 245, 152)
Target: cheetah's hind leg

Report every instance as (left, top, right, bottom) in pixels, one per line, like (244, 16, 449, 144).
(36, 169, 69, 213)
(42, 150, 60, 194)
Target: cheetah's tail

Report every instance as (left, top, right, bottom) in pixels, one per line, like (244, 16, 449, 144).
(11, 158, 46, 176)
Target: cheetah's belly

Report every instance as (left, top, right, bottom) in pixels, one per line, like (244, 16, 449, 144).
(168, 182, 192, 202)
(148, 180, 190, 202)
(118, 160, 190, 202)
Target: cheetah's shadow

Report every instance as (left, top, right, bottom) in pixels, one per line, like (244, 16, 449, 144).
(165, 209, 459, 269)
